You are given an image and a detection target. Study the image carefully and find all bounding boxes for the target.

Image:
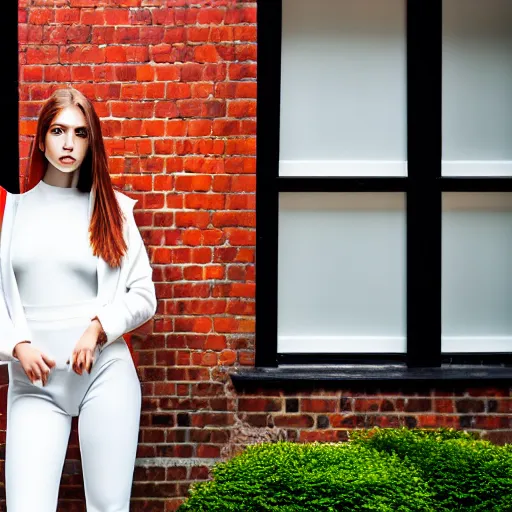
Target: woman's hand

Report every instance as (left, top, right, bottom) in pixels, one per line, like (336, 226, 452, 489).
(69, 321, 102, 375)
(14, 342, 56, 386)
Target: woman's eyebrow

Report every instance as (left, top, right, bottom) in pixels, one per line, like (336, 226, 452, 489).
(50, 123, 88, 129)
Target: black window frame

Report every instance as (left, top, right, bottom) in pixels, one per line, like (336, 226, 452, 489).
(241, 0, 512, 383)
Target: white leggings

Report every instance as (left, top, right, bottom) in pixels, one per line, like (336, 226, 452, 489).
(5, 300, 142, 512)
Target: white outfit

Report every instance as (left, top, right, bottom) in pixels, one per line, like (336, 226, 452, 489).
(1, 180, 157, 512)
(11, 179, 98, 306)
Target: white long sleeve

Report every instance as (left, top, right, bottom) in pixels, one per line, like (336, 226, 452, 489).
(94, 198, 157, 349)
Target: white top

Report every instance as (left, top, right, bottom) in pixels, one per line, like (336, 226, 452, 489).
(11, 180, 98, 307)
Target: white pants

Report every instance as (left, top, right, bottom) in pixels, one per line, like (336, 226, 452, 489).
(5, 300, 142, 512)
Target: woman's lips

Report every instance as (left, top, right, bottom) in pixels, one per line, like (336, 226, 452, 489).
(59, 157, 75, 163)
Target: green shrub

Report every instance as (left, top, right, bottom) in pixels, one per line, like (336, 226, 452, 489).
(350, 428, 512, 511)
(178, 428, 512, 512)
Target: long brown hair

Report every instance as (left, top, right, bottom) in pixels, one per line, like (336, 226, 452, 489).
(24, 87, 127, 268)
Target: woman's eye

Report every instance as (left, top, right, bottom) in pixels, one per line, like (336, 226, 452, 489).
(77, 130, 88, 138)
(51, 128, 62, 135)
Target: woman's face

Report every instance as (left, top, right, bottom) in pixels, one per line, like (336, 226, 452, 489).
(39, 105, 89, 174)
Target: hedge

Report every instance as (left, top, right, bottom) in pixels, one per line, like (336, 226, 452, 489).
(178, 428, 512, 511)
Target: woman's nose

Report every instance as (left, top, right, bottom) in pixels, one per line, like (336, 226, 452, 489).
(64, 133, 75, 149)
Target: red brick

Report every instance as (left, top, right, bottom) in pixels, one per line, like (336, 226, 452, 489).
(210, 26, 234, 43)
(24, 66, 43, 82)
(234, 44, 257, 63)
(140, 27, 165, 44)
(127, 175, 152, 192)
(219, 350, 236, 365)
(234, 26, 257, 42)
(175, 175, 212, 192)
(81, 9, 105, 25)
(238, 398, 282, 412)
(455, 399, 485, 414)
(156, 64, 180, 81)
(177, 99, 202, 117)
(191, 351, 218, 366)
(115, 27, 140, 44)
(213, 120, 241, 136)
(126, 46, 149, 62)
(194, 45, 220, 63)
(28, 8, 55, 24)
(154, 46, 175, 65)
(175, 317, 212, 334)
(181, 63, 203, 82)
(104, 8, 129, 25)
(121, 119, 143, 136)
(136, 64, 155, 82)
(197, 445, 221, 458)
(188, 120, 212, 137)
(239, 351, 255, 366)
(203, 63, 227, 81)
(92, 26, 115, 44)
(229, 63, 257, 80)
(26, 25, 44, 44)
(166, 120, 187, 136)
(166, 83, 191, 99)
(214, 317, 254, 333)
(204, 335, 227, 350)
(226, 138, 256, 155)
(434, 399, 454, 413)
(216, 45, 236, 61)
(155, 101, 179, 118)
(26, 46, 59, 65)
(231, 175, 256, 192)
(154, 175, 173, 192)
(146, 83, 166, 99)
(183, 157, 224, 174)
(197, 8, 225, 24)
(183, 266, 202, 280)
(184, 194, 225, 210)
(56, 8, 80, 24)
(153, 9, 175, 26)
(226, 194, 256, 210)
(140, 120, 165, 137)
(302, 399, 337, 413)
(212, 212, 255, 227)
(205, 265, 225, 279)
(173, 283, 210, 299)
(227, 299, 255, 315)
(274, 415, 314, 428)
(175, 212, 210, 229)
(225, 7, 256, 24)
(225, 228, 256, 246)
(202, 100, 226, 117)
(174, 7, 199, 25)
(228, 100, 256, 117)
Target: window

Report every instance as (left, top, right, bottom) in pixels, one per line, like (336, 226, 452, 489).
(253, 0, 512, 374)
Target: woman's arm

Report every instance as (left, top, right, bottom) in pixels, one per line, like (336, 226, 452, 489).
(92, 205, 157, 351)
(0, 186, 29, 361)
(0, 264, 25, 362)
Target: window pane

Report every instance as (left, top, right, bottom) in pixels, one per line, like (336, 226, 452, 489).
(280, 0, 407, 177)
(278, 193, 406, 353)
(442, 0, 512, 176)
(442, 193, 512, 352)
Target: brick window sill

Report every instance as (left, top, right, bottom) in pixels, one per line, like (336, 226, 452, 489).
(230, 364, 512, 388)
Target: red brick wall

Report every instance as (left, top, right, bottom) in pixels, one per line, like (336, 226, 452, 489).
(8, 1, 512, 510)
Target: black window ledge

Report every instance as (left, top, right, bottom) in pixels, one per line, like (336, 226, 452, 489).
(230, 364, 512, 388)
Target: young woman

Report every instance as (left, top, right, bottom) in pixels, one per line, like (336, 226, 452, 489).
(0, 87, 157, 511)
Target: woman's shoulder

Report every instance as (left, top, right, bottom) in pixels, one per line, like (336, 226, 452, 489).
(114, 189, 139, 216)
